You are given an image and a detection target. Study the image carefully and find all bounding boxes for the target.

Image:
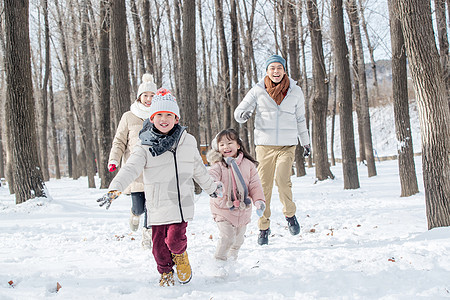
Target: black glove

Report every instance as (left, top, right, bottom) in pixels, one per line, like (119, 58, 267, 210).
(303, 144, 311, 157)
(240, 111, 252, 121)
(97, 190, 121, 210)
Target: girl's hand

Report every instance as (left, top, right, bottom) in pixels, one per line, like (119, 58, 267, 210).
(255, 201, 266, 217)
(210, 182, 223, 198)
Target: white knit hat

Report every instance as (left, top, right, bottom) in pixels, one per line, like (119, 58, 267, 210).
(149, 88, 180, 119)
(137, 74, 157, 100)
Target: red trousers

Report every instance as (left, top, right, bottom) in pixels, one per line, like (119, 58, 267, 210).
(152, 222, 188, 274)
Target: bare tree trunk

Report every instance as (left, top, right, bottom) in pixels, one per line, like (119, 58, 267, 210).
(142, 0, 154, 76)
(215, 0, 231, 128)
(330, 60, 337, 166)
(130, 0, 146, 77)
(97, 0, 113, 188)
(5, 0, 46, 203)
(358, 0, 379, 97)
(287, 0, 306, 177)
(349, 26, 365, 163)
(434, 0, 450, 107)
(238, 0, 257, 156)
(388, 0, 419, 197)
(38, 0, 50, 181)
(111, 0, 130, 124)
(81, 0, 96, 188)
(331, 0, 360, 189)
(164, 0, 181, 99)
(394, 0, 450, 229)
(54, 0, 78, 179)
(306, 0, 334, 180)
(298, 0, 312, 170)
(48, 70, 61, 179)
(182, 0, 199, 140)
(230, 0, 239, 130)
(347, 0, 376, 177)
(126, 27, 137, 98)
(198, 1, 212, 146)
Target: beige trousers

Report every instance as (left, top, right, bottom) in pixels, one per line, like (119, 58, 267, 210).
(214, 220, 246, 261)
(256, 145, 296, 230)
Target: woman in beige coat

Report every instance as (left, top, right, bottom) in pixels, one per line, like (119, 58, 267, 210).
(108, 73, 156, 249)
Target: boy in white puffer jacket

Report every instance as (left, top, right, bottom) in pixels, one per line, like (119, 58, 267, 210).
(98, 89, 222, 287)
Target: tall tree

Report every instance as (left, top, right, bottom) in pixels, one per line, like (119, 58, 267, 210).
(38, 0, 50, 181)
(388, 0, 419, 197)
(298, 0, 312, 169)
(130, 0, 146, 77)
(331, 0, 360, 189)
(4, 0, 46, 203)
(110, 0, 130, 124)
(394, 0, 450, 229)
(230, 0, 239, 130)
(198, 0, 212, 146)
(434, 0, 450, 106)
(48, 71, 60, 179)
(54, 0, 77, 179)
(80, 0, 96, 188)
(96, 0, 113, 188)
(287, 0, 306, 177)
(347, 0, 377, 177)
(306, 0, 334, 180)
(358, 0, 379, 97)
(142, 0, 153, 76)
(182, 0, 199, 141)
(215, 0, 231, 128)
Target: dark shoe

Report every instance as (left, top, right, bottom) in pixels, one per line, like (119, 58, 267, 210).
(286, 215, 300, 235)
(257, 228, 271, 245)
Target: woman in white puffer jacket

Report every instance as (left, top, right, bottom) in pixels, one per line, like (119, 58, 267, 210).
(108, 74, 156, 248)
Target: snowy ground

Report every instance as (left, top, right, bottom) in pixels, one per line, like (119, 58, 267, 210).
(1, 155, 450, 299)
(1, 104, 450, 299)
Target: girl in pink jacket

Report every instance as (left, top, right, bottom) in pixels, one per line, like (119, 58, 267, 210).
(207, 129, 265, 264)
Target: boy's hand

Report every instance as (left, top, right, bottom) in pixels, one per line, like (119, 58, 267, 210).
(255, 201, 265, 217)
(97, 190, 121, 209)
(210, 182, 223, 198)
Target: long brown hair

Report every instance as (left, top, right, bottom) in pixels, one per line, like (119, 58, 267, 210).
(214, 128, 258, 167)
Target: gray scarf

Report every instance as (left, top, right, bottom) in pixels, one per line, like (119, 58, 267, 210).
(139, 120, 185, 157)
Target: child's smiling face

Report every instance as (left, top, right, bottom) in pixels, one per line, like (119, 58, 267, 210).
(218, 136, 240, 158)
(151, 113, 178, 134)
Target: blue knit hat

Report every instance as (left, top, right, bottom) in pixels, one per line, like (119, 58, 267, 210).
(265, 54, 286, 71)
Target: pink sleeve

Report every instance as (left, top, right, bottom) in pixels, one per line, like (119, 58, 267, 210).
(247, 163, 265, 203)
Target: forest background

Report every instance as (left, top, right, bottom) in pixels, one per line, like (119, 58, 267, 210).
(0, 0, 449, 230)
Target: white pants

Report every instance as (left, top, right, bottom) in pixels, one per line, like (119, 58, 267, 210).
(215, 220, 247, 261)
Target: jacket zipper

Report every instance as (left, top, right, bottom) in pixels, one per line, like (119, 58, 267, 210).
(170, 149, 184, 222)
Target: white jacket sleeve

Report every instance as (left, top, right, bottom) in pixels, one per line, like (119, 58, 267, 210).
(108, 146, 146, 192)
(234, 87, 257, 123)
(294, 87, 310, 146)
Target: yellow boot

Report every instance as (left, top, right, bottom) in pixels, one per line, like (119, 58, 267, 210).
(171, 251, 192, 284)
(159, 270, 174, 287)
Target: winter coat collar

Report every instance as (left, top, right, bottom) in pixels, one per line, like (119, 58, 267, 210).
(130, 101, 152, 120)
(139, 121, 186, 157)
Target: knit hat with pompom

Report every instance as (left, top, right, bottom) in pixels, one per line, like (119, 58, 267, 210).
(149, 88, 180, 120)
(137, 73, 157, 100)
